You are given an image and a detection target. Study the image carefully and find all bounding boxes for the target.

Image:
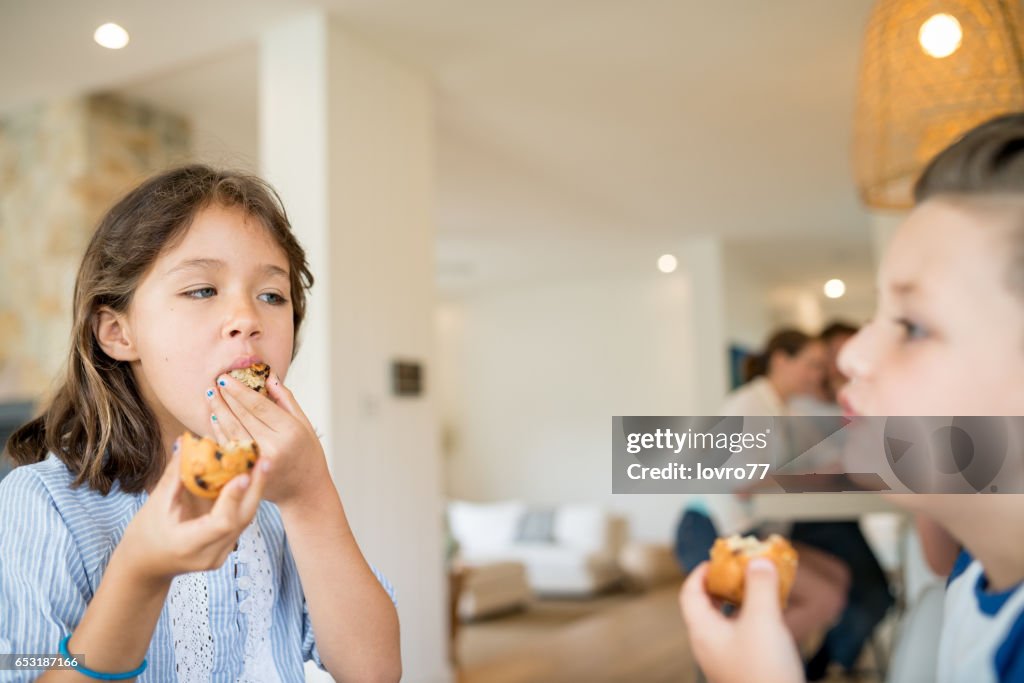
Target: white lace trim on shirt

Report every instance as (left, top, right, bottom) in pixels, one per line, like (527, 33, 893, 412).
(235, 520, 282, 683)
(168, 571, 214, 682)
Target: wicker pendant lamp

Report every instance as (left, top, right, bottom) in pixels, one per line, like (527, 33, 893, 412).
(854, 0, 1024, 209)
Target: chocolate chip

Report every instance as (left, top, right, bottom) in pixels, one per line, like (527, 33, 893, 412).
(215, 450, 223, 461)
(195, 476, 209, 490)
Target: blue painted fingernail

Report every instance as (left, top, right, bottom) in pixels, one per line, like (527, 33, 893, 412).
(211, 414, 218, 422)
(206, 389, 214, 398)
(218, 378, 226, 387)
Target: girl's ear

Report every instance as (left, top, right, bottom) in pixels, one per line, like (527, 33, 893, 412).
(93, 307, 140, 362)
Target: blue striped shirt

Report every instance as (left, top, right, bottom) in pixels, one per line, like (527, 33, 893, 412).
(0, 454, 397, 682)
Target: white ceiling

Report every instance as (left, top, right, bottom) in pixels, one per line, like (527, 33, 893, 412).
(0, 0, 879, 298)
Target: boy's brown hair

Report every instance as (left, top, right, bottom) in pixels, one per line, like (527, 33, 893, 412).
(915, 112, 1024, 202)
(6, 165, 314, 494)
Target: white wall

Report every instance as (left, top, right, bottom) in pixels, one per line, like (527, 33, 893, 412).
(723, 250, 772, 350)
(261, 13, 448, 683)
(438, 245, 729, 542)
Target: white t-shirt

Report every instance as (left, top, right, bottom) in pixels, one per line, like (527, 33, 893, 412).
(938, 550, 1024, 682)
(719, 376, 788, 416)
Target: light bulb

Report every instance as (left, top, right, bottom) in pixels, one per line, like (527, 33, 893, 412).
(94, 23, 130, 50)
(658, 254, 678, 274)
(824, 279, 846, 299)
(919, 14, 962, 59)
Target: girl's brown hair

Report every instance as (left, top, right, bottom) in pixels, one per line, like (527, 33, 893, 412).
(742, 328, 813, 384)
(6, 164, 314, 494)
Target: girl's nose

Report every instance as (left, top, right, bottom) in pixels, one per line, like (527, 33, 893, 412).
(223, 300, 261, 339)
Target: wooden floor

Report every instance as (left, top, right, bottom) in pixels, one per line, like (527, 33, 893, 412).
(455, 583, 883, 683)
(456, 583, 700, 683)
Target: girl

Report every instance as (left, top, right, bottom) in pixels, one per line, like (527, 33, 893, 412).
(680, 113, 1024, 682)
(0, 166, 401, 682)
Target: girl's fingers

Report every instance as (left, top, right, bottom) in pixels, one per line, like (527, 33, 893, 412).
(154, 439, 183, 501)
(238, 457, 269, 522)
(266, 371, 315, 432)
(218, 382, 275, 441)
(206, 472, 252, 534)
(206, 383, 251, 444)
(217, 373, 291, 433)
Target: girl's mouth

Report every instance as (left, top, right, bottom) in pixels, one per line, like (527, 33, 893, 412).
(223, 355, 264, 374)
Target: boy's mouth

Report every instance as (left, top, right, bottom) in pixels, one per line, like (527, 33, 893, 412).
(838, 391, 861, 418)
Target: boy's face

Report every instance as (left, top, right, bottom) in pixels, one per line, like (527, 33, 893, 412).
(839, 197, 1024, 416)
(120, 204, 295, 442)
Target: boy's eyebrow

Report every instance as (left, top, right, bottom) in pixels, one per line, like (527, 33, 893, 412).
(165, 258, 289, 279)
(889, 281, 918, 297)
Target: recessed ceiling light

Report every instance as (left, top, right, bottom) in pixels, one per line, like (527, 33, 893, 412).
(658, 254, 678, 274)
(824, 278, 846, 299)
(94, 23, 129, 50)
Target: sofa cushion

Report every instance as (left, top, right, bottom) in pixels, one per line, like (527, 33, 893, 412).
(553, 504, 609, 552)
(448, 500, 526, 556)
(515, 507, 557, 543)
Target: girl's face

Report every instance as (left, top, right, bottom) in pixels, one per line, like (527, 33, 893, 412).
(119, 204, 295, 442)
(839, 198, 1024, 416)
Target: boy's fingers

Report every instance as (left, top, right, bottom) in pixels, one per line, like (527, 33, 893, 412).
(741, 558, 783, 618)
(679, 563, 728, 640)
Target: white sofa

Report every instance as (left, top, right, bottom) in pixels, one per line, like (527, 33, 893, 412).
(448, 500, 628, 596)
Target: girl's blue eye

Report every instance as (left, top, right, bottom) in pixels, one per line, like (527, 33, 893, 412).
(184, 287, 216, 299)
(897, 318, 928, 340)
(259, 292, 288, 305)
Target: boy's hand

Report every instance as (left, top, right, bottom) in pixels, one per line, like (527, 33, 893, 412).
(206, 370, 330, 507)
(679, 560, 804, 683)
(120, 439, 268, 584)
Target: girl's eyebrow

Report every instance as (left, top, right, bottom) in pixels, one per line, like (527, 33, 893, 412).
(165, 258, 289, 279)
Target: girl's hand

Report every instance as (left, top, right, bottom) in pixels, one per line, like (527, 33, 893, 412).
(679, 560, 804, 683)
(119, 439, 268, 584)
(206, 370, 329, 507)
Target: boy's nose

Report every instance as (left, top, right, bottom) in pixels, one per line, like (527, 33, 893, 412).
(837, 324, 874, 381)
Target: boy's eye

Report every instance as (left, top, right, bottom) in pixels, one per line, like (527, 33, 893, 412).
(896, 317, 928, 340)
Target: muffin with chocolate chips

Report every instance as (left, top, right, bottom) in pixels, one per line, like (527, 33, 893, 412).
(178, 431, 259, 499)
(229, 363, 271, 395)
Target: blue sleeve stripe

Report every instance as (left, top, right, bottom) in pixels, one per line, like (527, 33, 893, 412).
(947, 548, 973, 587)
(996, 604, 1024, 681)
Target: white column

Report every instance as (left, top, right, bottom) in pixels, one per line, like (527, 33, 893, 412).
(261, 12, 449, 683)
(680, 236, 729, 413)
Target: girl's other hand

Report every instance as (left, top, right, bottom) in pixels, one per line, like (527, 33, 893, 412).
(118, 438, 268, 585)
(679, 560, 804, 683)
